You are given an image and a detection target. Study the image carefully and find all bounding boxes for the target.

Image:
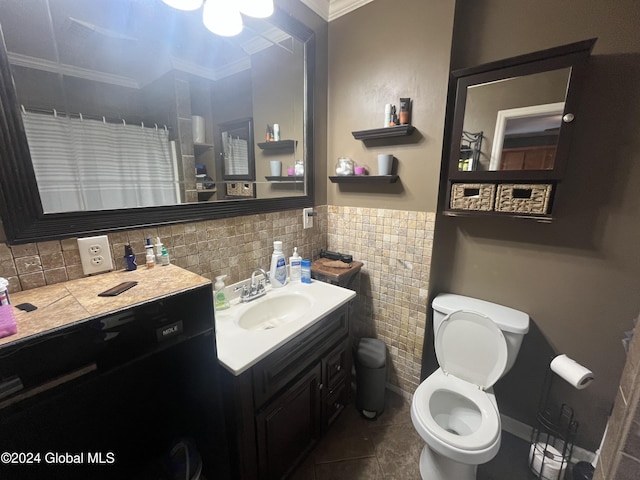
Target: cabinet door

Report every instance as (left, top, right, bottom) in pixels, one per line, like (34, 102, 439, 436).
(252, 306, 348, 408)
(255, 363, 322, 480)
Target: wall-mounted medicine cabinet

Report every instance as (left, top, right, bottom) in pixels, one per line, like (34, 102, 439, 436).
(442, 38, 596, 221)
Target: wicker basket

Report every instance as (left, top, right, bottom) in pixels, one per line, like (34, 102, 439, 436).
(450, 183, 495, 211)
(495, 184, 552, 214)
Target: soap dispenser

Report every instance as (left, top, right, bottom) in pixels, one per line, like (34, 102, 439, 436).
(289, 247, 302, 281)
(214, 275, 230, 311)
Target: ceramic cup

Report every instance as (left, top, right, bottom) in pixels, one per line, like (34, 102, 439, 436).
(377, 154, 393, 175)
(287, 167, 295, 176)
(270, 160, 282, 176)
(354, 166, 366, 175)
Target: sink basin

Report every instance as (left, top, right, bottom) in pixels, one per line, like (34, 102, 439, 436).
(237, 294, 313, 331)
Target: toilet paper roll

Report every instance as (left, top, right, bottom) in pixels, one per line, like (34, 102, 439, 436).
(528, 442, 567, 480)
(550, 354, 594, 390)
(192, 115, 205, 144)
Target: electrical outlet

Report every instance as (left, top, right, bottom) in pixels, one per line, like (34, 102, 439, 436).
(77, 235, 113, 276)
(303, 208, 314, 229)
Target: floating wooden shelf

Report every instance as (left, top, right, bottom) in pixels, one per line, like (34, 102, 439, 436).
(257, 140, 297, 152)
(442, 209, 553, 223)
(186, 188, 217, 193)
(265, 176, 304, 182)
(329, 175, 399, 184)
(193, 143, 214, 150)
(351, 125, 415, 141)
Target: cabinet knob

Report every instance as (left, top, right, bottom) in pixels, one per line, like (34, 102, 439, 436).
(318, 383, 323, 391)
(562, 113, 575, 123)
(335, 364, 341, 372)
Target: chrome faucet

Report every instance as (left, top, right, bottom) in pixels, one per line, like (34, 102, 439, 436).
(237, 268, 270, 303)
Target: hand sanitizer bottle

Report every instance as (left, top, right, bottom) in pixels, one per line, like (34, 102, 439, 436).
(289, 247, 302, 281)
(214, 275, 230, 311)
(270, 241, 287, 288)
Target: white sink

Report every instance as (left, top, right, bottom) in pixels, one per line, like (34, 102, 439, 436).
(214, 280, 356, 376)
(238, 293, 313, 331)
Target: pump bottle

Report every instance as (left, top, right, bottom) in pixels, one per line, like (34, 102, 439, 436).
(289, 247, 302, 281)
(214, 275, 230, 311)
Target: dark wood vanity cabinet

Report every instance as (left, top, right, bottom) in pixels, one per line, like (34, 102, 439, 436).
(442, 38, 596, 221)
(221, 304, 351, 480)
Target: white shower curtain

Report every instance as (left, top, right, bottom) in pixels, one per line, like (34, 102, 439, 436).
(22, 111, 179, 213)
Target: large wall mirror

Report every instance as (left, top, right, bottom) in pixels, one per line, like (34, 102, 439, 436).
(0, 0, 314, 243)
(447, 38, 596, 182)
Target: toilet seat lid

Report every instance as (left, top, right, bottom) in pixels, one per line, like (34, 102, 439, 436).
(435, 310, 508, 390)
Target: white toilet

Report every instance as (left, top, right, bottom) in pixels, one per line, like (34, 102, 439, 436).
(411, 293, 529, 480)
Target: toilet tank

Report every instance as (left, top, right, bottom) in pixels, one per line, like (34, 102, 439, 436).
(432, 293, 529, 375)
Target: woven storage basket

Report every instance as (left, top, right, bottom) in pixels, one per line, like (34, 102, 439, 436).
(495, 184, 552, 214)
(450, 183, 495, 211)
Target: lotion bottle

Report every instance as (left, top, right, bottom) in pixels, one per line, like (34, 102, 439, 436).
(214, 275, 230, 311)
(289, 247, 302, 281)
(270, 241, 287, 288)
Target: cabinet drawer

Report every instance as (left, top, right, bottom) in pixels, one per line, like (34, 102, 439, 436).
(325, 378, 349, 428)
(324, 339, 349, 392)
(252, 305, 349, 408)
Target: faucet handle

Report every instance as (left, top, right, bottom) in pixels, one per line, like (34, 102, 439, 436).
(235, 283, 250, 299)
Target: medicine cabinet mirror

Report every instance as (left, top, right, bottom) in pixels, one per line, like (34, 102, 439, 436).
(443, 38, 596, 220)
(0, 0, 314, 243)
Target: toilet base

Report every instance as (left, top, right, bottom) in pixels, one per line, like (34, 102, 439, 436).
(419, 444, 478, 480)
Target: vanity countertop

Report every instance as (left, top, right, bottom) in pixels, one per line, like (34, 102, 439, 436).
(0, 264, 211, 349)
(214, 280, 355, 376)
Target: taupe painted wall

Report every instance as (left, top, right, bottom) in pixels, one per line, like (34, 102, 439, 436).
(327, 0, 454, 212)
(428, 0, 640, 451)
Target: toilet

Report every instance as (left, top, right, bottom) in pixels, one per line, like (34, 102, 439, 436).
(411, 293, 529, 480)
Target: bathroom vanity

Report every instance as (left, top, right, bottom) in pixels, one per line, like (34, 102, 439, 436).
(214, 281, 355, 480)
(0, 265, 229, 479)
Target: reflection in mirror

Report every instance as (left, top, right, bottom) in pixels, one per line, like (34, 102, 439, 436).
(0, 0, 306, 213)
(459, 68, 571, 171)
(220, 117, 255, 181)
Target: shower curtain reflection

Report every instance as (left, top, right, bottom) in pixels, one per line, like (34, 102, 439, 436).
(22, 110, 180, 213)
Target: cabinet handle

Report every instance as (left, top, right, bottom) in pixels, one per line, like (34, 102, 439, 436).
(334, 364, 341, 371)
(318, 383, 323, 391)
(334, 402, 342, 409)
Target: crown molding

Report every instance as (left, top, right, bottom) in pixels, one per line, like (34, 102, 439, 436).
(7, 52, 140, 89)
(300, 0, 330, 20)
(300, 0, 374, 22)
(328, 0, 374, 21)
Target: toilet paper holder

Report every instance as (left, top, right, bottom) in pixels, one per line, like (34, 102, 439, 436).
(529, 354, 591, 480)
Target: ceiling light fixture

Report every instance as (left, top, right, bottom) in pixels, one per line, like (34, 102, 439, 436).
(161, 0, 203, 11)
(202, 0, 243, 37)
(163, 0, 274, 37)
(238, 0, 274, 18)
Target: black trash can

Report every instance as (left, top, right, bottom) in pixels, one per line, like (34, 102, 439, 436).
(355, 338, 387, 419)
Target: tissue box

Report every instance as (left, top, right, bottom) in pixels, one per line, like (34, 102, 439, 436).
(0, 304, 18, 339)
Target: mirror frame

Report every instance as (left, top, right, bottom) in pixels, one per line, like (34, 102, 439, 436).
(0, 7, 315, 244)
(446, 38, 596, 182)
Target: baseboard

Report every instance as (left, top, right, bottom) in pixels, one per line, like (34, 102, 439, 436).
(500, 414, 596, 465)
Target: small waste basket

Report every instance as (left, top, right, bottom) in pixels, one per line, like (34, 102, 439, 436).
(355, 338, 386, 419)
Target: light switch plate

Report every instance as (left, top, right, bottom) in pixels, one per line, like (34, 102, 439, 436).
(303, 208, 314, 229)
(77, 235, 113, 276)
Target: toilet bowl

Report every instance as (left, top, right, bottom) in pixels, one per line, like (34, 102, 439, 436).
(411, 295, 529, 480)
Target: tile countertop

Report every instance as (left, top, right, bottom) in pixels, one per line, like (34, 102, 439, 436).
(214, 280, 356, 376)
(0, 264, 211, 349)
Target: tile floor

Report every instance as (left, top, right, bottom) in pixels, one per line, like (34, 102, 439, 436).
(290, 389, 538, 480)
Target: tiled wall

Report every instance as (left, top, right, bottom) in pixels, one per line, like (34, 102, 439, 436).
(0, 208, 328, 294)
(595, 314, 640, 480)
(0, 204, 434, 396)
(326, 206, 435, 394)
